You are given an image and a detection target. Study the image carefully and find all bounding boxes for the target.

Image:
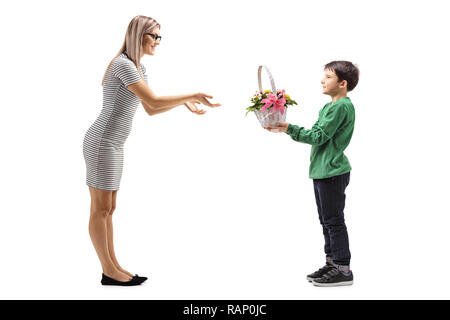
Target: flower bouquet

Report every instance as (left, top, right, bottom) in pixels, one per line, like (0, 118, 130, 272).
(246, 65, 297, 128)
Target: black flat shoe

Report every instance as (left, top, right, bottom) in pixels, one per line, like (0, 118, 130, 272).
(101, 273, 142, 286)
(133, 274, 148, 284)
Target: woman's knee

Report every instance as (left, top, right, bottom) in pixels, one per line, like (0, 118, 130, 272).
(109, 190, 117, 216)
(89, 187, 114, 218)
(109, 204, 116, 216)
(90, 201, 115, 218)
(91, 205, 113, 219)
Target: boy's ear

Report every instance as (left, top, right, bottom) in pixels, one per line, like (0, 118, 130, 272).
(339, 79, 348, 89)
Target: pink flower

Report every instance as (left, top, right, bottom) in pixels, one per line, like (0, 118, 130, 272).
(261, 92, 287, 115)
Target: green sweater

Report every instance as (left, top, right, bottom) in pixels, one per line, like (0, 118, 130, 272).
(286, 96, 355, 179)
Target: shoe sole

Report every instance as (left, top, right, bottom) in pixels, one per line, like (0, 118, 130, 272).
(311, 280, 353, 287)
(101, 282, 140, 286)
(101, 279, 142, 286)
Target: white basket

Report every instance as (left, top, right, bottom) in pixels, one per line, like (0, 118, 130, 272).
(254, 65, 287, 128)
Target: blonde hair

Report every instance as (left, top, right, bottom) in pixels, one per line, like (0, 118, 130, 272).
(102, 15, 160, 85)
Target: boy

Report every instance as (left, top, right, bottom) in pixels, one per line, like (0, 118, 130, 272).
(265, 61, 359, 287)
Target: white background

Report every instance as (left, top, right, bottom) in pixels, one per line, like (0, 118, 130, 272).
(0, 0, 449, 300)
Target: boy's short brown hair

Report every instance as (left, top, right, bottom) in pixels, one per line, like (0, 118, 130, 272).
(324, 61, 359, 91)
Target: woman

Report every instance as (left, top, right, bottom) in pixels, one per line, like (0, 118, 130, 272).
(83, 15, 221, 286)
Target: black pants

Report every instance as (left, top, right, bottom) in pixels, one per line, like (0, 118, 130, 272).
(313, 171, 351, 265)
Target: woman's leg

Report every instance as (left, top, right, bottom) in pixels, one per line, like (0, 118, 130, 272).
(88, 186, 132, 282)
(106, 190, 135, 278)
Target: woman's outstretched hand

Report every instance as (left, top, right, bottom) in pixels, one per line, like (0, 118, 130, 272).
(265, 122, 289, 133)
(184, 101, 206, 115)
(194, 93, 222, 108)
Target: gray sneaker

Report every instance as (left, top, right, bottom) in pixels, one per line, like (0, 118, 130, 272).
(306, 264, 335, 282)
(311, 268, 353, 287)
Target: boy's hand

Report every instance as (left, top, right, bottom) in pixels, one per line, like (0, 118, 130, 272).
(265, 122, 289, 133)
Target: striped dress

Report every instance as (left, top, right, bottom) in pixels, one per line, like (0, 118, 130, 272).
(83, 53, 148, 191)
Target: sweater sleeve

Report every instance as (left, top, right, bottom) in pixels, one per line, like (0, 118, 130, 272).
(285, 103, 347, 146)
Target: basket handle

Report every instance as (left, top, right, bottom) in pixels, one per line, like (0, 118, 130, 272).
(258, 65, 277, 93)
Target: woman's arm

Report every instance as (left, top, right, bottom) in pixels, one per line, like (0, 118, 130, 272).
(127, 80, 218, 110)
(142, 100, 178, 116)
(127, 80, 196, 110)
(143, 101, 206, 116)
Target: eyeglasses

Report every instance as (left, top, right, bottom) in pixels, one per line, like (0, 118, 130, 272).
(146, 33, 162, 42)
